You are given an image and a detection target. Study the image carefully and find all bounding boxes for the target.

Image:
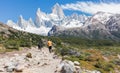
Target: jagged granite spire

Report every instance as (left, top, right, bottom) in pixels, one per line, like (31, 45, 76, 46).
(28, 18, 35, 26)
(35, 8, 49, 27)
(52, 3, 65, 19)
(17, 15, 28, 29)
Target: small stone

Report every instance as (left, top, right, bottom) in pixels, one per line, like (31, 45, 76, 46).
(0, 67, 4, 72)
(38, 62, 40, 65)
(41, 63, 48, 66)
(75, 66, 80, 70)
(26, 53, 32, 58)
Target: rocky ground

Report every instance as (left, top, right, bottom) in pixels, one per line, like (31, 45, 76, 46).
(0, 47, 101, 73)
(0, 47, 61, 73)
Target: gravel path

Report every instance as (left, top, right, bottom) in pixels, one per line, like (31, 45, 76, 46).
(0, 47, 62, 73)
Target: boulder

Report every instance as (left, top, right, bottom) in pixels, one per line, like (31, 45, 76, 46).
(92, 70, 101, 73)
(74, 61, 80, 66)
(74, 66, 80, 70)
(68, 49, 80, 57)
(82, 70, 101, 73)
(74, 66, 82, 73)
(61, 60, 75, 73)
(6, 65, 15, 72)
(14, 65, 25, 72)
(118, 54, 120, 59)
(55, 62, 64, 72)
(4, 62, 18, 72)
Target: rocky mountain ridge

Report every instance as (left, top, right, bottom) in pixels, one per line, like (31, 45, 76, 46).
(49, 12, 120, 40)
(6, 3, 88, 36)
(6, 3, 120, 40)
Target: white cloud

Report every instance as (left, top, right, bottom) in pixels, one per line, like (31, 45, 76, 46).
(61, 1, 120, 14)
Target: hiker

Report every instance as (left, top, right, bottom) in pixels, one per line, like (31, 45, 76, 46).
(47, 40, 52, 53)
(38, 40, 43, 50)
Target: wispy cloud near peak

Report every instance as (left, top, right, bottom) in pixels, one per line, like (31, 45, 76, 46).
(61, 1, 120, 14)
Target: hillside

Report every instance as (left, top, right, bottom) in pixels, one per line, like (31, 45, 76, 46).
(0, 22, 120, 73)
(0, 22, 43, 52)
(48, 36, 120, 73)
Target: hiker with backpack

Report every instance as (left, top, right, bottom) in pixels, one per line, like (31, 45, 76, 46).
(38, 39, 44, 50)
(47, 40, 52, 53)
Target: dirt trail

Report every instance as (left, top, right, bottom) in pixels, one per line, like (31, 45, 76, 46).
(23, 47, 61, 73)
(0, 47, 62, 73)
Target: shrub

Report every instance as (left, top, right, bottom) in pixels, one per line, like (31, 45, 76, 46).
(26, 52, 32, 58)
(78, 52, 90, 61)
(64, 55, 80, 62)
(19, 41, 32, 47)
(4, 40, 19, 50)
(60, 47, 70, 56)
(80, 60, 95, 70)
(94, 61, 114, 72)
(111, 59, 120, 66)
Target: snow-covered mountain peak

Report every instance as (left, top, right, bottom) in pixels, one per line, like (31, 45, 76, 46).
(71, 13, 79, 19)
(37, 8, 41, 13)
(28, 18, 35, 27)
(35, 8, 50, 27)
(6, 3, 89, 36)
(7, 20, 17, 27)
(19, 15, 23, 18)
(52, 3, 65, 19)
(36, 8, 49, 20)
(54, 3, 59, 7)
(28, 18, 32, 22)
(92, 11, 113, 24)
(17, 15, 29, 29)
(18, 15, 24, 22)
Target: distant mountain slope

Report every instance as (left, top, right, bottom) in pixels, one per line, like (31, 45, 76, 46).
(48, 12, 120, 41)
(6, 3, 120, 41)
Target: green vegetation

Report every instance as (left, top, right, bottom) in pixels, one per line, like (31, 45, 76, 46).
(0, 29, 120, 73)
(46, 36, 120, 73)
(0, 30, 44, 52)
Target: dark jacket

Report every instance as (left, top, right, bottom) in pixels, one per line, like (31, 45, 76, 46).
(38, 41, 43, 49)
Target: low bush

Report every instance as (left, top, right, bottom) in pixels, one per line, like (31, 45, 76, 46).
(94, 61, 115, 72)
(111, 59, 120, 66)
(4, 40, 19, 50)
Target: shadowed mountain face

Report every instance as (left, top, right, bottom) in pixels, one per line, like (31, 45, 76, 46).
(48, 12, 120, 41)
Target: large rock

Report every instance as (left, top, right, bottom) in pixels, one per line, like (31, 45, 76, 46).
(60, 60, 75, 73)
(74, 61, 80, 66)
(14, 64, 25, 72)
(6, 65, 15, 72)
(92, 70, 101, 73)
(4, 61, 18, 72)
(117, 54, 120, 59)
(74, 66, 82, 73)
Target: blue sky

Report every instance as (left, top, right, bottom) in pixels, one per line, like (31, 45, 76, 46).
(0, 0, 120, 23)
